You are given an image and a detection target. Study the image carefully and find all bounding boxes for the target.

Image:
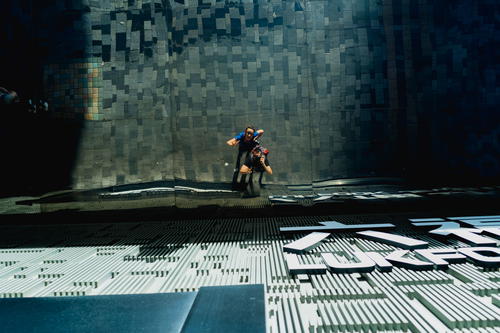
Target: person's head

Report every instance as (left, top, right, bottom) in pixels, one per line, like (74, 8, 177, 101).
(251, 145, 264, 158)
(244, 125, 256, 140)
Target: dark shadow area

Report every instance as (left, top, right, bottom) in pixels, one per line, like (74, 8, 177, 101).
(0, 1, 87, 197)
(0, 106, 84, 198)
(2, 182, 499, 224)
(9, 175, 500, 209)
(0, 195, 498, 254)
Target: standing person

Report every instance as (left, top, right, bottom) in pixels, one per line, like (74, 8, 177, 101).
(227, 126, 264, 190)
(239, 145, 272, 196)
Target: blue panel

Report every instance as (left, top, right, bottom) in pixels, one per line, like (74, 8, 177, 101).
(181, 284, 266, 333)
(0, 292, 197, 333)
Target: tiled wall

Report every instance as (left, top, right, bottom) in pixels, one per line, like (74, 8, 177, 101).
(43, 62, 102, 120)
(1, 0, 498, 190)
(69, 0, 176, 188)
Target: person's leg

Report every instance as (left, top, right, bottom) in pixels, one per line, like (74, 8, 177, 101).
(244, 172, 254, 196)
(237, 151, 251, 190)
(244, 172, 261, 197)
(253, 172, 262, 196)
(231, 150, 244, 189)
(244, 172, 252, 195)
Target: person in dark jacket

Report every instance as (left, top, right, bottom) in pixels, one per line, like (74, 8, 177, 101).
(239, 145, 272, 176)
(239, 145, 272, 197)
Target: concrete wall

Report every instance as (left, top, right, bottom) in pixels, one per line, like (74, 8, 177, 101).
(1, 0, 498, 192)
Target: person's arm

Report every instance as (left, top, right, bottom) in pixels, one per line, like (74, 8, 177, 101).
(260, 157, 272, 175)
(254, 129, 264, 140)
(239, 164, 252, 174)
(227, 138, 239, 146)
(240, 155, 253, 174)
(227, 132, 244, 146)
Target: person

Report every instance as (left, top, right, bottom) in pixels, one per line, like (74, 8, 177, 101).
(226, 126, 264, 151)
(27, 99, 49, 115)
(239, 145, 272, 175)
(239, 145, 272, 196)
(227, 126, 264, 189)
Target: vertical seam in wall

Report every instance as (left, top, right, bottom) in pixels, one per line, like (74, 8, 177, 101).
(383, 0, 402, 175)
(402, 0, 416, 168)
(304, 1, 314, 188)
(165, 0, 179, 205)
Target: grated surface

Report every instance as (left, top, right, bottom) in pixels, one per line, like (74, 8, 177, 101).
(0, 214, 499, 332)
